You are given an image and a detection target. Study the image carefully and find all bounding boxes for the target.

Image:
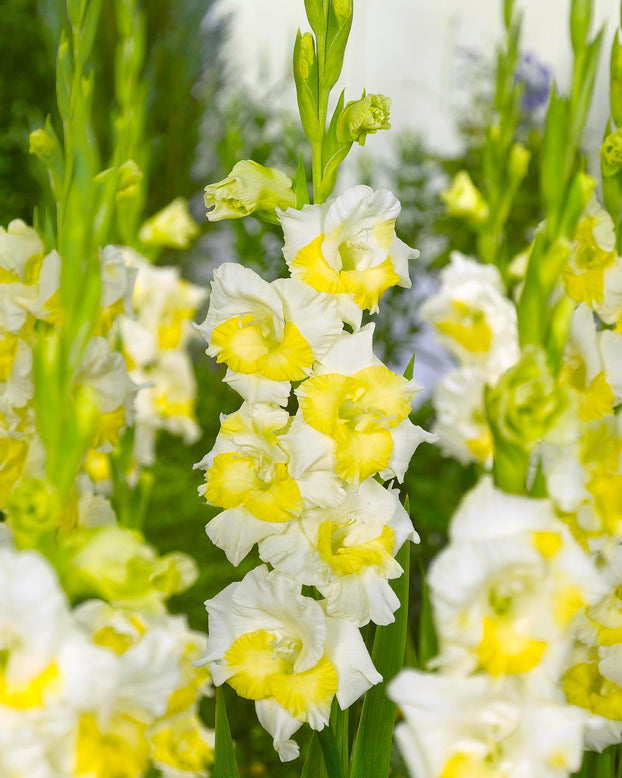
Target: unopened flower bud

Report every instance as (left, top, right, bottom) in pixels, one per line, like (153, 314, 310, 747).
(204, 160, 295, 223)
(487, 345, 568, 450)
(336, 94, 391, 146)
(508, 143, 531, 181)
(601, 130, 622, 177)
(139, 198, 199, 250)
(29, 128, 58, 166)
(440, 171, 489, 224)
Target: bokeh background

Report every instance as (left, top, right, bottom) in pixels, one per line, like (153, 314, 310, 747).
(2, 1, 620, 774)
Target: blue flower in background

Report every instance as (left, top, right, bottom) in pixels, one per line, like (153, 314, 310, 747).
(515, 51, 552, 113)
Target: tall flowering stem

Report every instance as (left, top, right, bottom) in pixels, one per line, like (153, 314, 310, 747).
(198, 0, 434, 773)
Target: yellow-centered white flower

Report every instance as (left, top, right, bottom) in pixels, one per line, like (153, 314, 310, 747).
(419, 252, 519, 378)
(259, 478, 418, 626)
(432, 366, 492, 467)
(295, 324, 434, 486)
(560, 304, 622, 422)
(196, 263, 343, 405)
(195, 402, 343, 565)
(429, 478, 607, 680)
(388, 670, 589, 778)
(203, 565, 381, 761)
(278, 185, 417, 314)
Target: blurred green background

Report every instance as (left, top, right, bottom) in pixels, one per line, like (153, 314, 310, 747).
(0, 2, 548, 774)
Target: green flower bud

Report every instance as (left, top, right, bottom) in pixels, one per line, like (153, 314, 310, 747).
(63, 525, 157, 605)
(297, 30, 315, 81)
(116, 159, 143, 202)
(336, 93, 391, 146)
(508, 143, 531, 181)
(487, 345, 568, 450)
(7, 479, 61, 545)
(601, 129, 622, 177)
(139, 197, 199, 250)
(150, 551, 198, 595)
(332, 0, 353, 25)
(204, 160, 296, 223)
(29, 128, 58, 166)
(440, 171, 489, 224)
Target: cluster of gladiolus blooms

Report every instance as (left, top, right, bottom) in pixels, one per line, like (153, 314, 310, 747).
(0, 218, 215, 777)
(388, 198, 622, 777)
(196, 185, 436, 761)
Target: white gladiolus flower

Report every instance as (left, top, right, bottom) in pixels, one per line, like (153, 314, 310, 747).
(195, 402, 343, 565)
(295, 324, 435, 486)
(203, 565, 381, 761)
(560, 303, 622, 421)
(196, 262, 344, 404)
(388, 670, 588, 778)
(0, 219, 43, 281)
(432, 365, 492, 466)
(278, 184, 417, 314)
(429, 478, 608, 679)
(259, 478, 418, 626)
(562, 198, 622, 325)
(419, 251, 519, 377)
(0, 547, 72, 710)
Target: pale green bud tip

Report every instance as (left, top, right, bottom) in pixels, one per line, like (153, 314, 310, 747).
(8, 479, 61, 536)
(601, 129, 622, 177)
(509, 143, 531, 180)
(116, 160, 143, 202)
(440, 171, 489, 223)
(297, 32, 316, 81)
(337, 94, 392, 146)
(29, 129, 57, 164)
(139, 197, 199, 250)
(488, 345, 568, 449)
(204, 160, 295, 222)
(332, 0, 353, 24)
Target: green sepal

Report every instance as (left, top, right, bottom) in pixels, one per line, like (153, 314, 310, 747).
(304, 0, 326, 38)
(213, 687, 241, 778)
(75, 0, 103, 68)
(403, 351, 416, 381)
(293, 29, 322, 143)
(293, 152, 311, 208)
(56, 30, 72, 124)
(545, 295, 576, 377)
(350, 538, 410, 778)
(570, 0, 593, 54)
(318, 90, 350, 201)
(503, 0, 516, 28)
(602, 121, 622, 223)
(323, 0, 353, 90)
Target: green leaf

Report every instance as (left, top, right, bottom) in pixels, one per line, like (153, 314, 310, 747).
(350, 538, 410, 778)
(301, 732, 329, 778)
(570, 0, 593, 53)
(293, 152, 310, 208)
(540, 88, 570, 227)
(318, 727, 345, 778)
(213, 687, 240, 778)
(417, 560, 437, 669)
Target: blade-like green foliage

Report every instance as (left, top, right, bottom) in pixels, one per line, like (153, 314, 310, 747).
(213, 688, 241, 778)
(350, 537, 410, 778)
